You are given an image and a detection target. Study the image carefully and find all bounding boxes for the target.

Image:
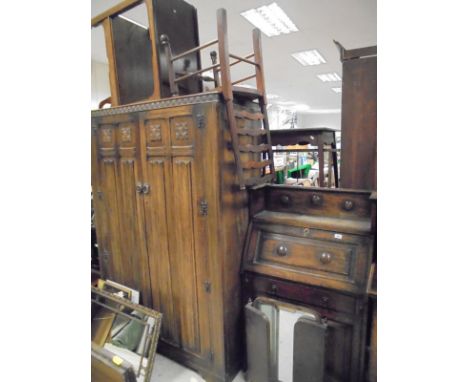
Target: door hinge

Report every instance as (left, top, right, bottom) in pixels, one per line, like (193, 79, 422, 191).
(199, 199, 208, 216)
(196, 113, 206, 129)
(204, 281, 212, 293)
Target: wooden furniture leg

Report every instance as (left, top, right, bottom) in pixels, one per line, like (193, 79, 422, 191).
(317, 135, 325, 187)
(332, 148, 339, 188)
(327, 145, 333, 188)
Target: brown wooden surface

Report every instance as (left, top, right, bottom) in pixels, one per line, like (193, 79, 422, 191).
(367, 301, 377, 382)
(339, 45, 377, 190)
(92, 97, 253, 382)
(91, 344, 137, 382)
(102, 17, 120, 106)
(91, 0, 143, 27)
(93, 0, 201, 105)
(241, 186, 375, 381)
(270, 128, 337, 146)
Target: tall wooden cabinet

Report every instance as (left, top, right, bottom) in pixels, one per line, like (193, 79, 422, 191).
(92, 92, 260, 381)
(336, 43, 377, 191)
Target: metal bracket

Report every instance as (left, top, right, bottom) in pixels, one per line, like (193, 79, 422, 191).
(142, 183, 150, 195)
(204, 281, 212, 293)
(196, 113, 206, 129)
(199, 199, 208, 216)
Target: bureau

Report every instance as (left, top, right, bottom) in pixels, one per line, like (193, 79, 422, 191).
(242, 185, 375, 381)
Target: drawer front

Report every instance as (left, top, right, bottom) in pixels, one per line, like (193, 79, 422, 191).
(243, 273, 357, 316)
(259, 233, 353, 277)
(244, 223, 373, 294)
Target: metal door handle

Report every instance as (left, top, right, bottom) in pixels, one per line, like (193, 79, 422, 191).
(142, 183, 150, 194)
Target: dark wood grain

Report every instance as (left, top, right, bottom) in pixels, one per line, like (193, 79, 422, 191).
(92, 96, 256, 382)
(241, 186, 375, 381)
(111, 16, 154, 105)
(339, 45, 377, 190)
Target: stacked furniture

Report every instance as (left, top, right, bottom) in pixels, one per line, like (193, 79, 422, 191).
(242, 185, 376, 381)
(92, 3, 274, 381)
(91, 2, 377, 380)
(92, 0, 202, 106)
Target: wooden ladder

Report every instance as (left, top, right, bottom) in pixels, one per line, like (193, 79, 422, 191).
(163, 8, 275, 190)
(216, 9, 275, 189)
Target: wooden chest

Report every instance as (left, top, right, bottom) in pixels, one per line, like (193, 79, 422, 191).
(91, 92, 261, 382)
(242, 185, 375, 381)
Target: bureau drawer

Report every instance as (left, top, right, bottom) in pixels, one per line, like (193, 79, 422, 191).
(243, 273, 356, 316)
(243, 224, 373, 294)
(260, 233, 352, 277)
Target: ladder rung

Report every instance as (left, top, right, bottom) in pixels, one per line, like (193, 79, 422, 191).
(235, 110, 264, 120)
(237, 128, 268, 137)
(244, 173, 275, 186)
(239, 143, 270, 153)
(242, 160, 272, 170)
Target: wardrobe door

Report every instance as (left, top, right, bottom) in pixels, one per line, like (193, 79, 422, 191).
(168, 108, 212, 360)
(115, 116, 152, 306)
(140, 111, 179, 346)
(93, 121, 125, 284)
(92, 115, 152, 306)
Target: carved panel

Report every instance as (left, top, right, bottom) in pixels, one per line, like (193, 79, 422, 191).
(118, 122, 136, 146)
(145, 118, 168, 152)
(175, 122, 189, 140)
(99, 126, 114, 146)
(120, 126, 132, 142)
(148, 123, 162, 142)
(170, 116, 194, 147)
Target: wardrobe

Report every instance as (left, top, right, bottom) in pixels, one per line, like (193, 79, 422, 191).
(92, 92, 265, 382)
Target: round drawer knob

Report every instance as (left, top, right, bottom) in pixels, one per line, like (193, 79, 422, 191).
(311, 194, 323, 206)
(320, 252, 332, 264)
(276, 244, 288, 257)
(342, 200, 355, 211)
(280, 194, 292, 207)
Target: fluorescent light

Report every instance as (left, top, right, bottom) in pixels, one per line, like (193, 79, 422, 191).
(118, 15, 148, 30)
(236, 84, 256, 89)
(275, 101, 296, 106)
(317, 72, 341, 82)
(292, 50, 326, 66)
(241, 2, 298, 37)
(303, 108, 341, 114)
(290, 104, 310, 111)
(332, 87, 342, 93)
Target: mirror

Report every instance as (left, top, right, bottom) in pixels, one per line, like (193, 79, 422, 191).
(91, 286, 162, 382)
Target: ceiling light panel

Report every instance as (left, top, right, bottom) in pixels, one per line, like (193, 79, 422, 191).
(317, 73, 341, 82)
(332, 87, 342, 93)
(292, 50, 326, 66)
(241, 2, 298, 37)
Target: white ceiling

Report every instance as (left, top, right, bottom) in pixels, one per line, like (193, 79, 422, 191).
(91, 0, 376, 112)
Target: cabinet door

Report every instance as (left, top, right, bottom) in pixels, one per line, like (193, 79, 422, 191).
(92, 122, 124, 282)
(141, 107, 213, 361)
(140, 113, 179, 345)
(92, 116, 152, 306)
